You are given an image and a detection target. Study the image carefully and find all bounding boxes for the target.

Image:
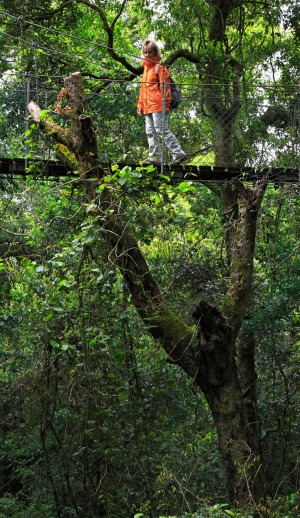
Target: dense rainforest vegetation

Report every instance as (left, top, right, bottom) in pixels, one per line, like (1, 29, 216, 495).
(0, 1, 300, 517)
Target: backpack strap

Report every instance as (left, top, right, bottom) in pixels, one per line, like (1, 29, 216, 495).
(155, 65, 182, 110)
(154, 63, 169, 89)
(155, 63, 160, 89)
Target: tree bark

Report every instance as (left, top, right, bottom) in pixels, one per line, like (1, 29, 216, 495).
(28, 72, 267, 507)
(208, 0, 244, 42)
(192, 175, 267, 503)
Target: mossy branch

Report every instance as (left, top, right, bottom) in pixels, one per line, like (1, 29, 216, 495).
(27, 101, 72, 152)
(27, 74, 198, 379)
(54, 144, 78, 171)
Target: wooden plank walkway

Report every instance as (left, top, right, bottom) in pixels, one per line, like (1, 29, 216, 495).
(0, 158, 299, 183)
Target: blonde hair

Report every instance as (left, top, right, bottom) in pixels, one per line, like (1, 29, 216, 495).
(142, 39, 161, 59)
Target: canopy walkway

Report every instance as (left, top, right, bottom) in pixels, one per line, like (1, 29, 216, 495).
(1, 75, 300, 182)
(0, 157, 299, 184)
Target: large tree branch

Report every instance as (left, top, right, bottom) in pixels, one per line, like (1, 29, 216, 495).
(28, 72, 268, 506)
(207, 0, 245, 42)
(111, 0, 127, 29)
(27, 72, 197, 377)
(162, 49, 201, 67)
(75, 0, 139, 75)
(9, 1, 74, 30)
(27, 101, 71, 149)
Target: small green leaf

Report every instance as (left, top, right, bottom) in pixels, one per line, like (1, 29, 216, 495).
(39, 109, 50, 120)
(178, 181, 195, 193)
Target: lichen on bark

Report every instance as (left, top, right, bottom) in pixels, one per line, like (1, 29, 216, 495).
(54, 144, 78, 170)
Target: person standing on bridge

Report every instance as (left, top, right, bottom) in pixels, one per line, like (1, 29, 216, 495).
(137, 39, 188, 166)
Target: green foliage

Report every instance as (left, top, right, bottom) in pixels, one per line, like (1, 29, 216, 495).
(1, 0, 300, 516)
(132, 492, 300, 517)
(0, 77, 27, 158)
(0, 169, 297, 515)
(0, 179, 225, 516)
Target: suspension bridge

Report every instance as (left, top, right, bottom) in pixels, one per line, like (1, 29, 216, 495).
(1, 73, 300, 184)
(1, 8, 300, 186)
(0, 157, 299, 184)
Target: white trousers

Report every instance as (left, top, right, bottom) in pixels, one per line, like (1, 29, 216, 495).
(145, 112, 185, 161)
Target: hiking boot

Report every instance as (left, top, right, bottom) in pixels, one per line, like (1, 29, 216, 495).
(171, 154, 188, 166)
(142, 158, 161, 166)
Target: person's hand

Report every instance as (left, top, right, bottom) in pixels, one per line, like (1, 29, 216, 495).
(137, 108, 143, 116)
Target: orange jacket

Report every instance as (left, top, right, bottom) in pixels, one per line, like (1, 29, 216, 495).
(137, 56, 172, 114)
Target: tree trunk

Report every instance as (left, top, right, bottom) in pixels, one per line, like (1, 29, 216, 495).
(193, 301, 265, 504)
(205, 90, 241, 167)
(28, 72, 267, 507)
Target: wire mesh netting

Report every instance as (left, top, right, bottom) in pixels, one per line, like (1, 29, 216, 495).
(1, 75, 300, 170)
